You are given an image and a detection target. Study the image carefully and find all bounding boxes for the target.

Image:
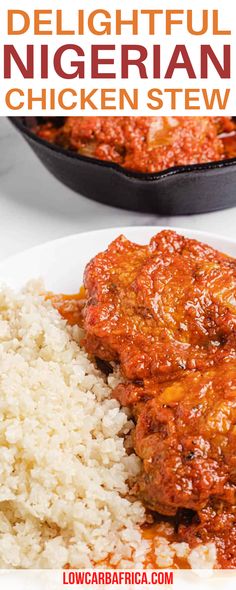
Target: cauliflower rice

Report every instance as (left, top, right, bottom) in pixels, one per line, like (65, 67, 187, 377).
(0, 283, 147, 569)
(0, 283, 217, 569)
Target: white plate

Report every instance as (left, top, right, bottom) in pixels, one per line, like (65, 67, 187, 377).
(0, 226, 235, 291)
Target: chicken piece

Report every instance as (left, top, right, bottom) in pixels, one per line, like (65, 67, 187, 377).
(113, 361, 236, 517)
(83, 230, 236, 380)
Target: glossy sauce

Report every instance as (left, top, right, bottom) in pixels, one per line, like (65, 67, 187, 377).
(142, 520, 190, 569)
(46, 287, 85, 326)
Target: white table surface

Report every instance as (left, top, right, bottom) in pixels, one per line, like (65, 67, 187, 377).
(0, 116, 235, 262)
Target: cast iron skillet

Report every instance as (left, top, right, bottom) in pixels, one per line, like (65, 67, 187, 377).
(10, 116, 236, 215)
